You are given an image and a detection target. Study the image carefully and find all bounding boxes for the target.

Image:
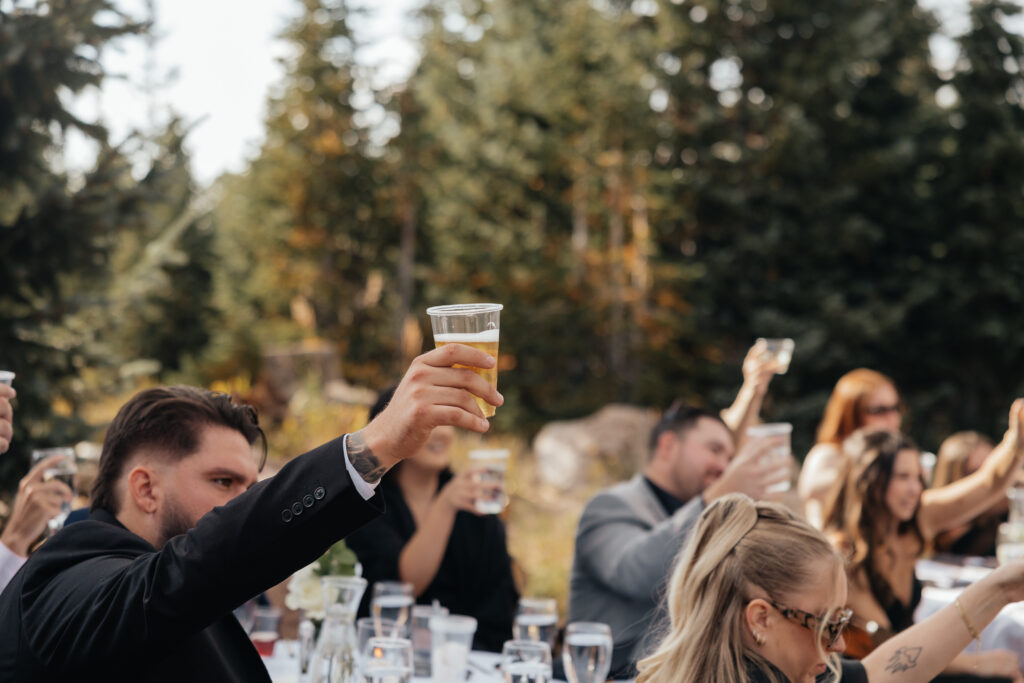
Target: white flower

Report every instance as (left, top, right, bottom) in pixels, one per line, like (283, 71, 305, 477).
(285, 563, 325, 619)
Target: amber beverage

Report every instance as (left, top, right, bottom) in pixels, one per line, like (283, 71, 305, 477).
(427, 304, 502, 418)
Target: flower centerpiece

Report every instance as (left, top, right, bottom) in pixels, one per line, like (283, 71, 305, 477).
(285, 539, 361, 620)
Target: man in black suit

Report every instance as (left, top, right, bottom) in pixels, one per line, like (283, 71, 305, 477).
(0, 344, 500, 683)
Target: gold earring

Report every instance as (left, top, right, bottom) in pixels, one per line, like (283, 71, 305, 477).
(753, 631, 766, 646)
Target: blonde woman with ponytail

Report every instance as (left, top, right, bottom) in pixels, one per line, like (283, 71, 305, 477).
(637, 494, 1024, 683)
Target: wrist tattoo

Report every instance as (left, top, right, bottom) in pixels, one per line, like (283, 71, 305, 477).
(347, 431, 387, 484)
(884, 646, 922, 674)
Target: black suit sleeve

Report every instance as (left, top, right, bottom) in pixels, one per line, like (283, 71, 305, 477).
(22, 435, 383, 671)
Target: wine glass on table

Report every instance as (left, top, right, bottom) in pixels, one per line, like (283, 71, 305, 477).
(562, 622, 612, 683)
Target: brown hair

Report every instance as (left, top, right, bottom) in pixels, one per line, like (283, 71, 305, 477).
(636, 495, 842, 683)
(91, 386, 266, 513)
(822, 429, 922, 611)
(816, 369, 901, 446)
(932, 431, 993, 488)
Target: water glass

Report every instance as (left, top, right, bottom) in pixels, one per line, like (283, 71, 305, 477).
(746, 422, 793, 494)
(358, 617, 408, 668)
(372, 581, 414, 636)
(469, 448, 509, 514)
(31, 447, 76, 532)
(756, 337, 795, 374)
(361, 637, 413, 683)
(429, 614, 477, 682)
(411, 603, 448, 677)
(562, 622, 612, 683)
(514, 597, 558, 649)
(0, 370, 14, 386)
(998, 522, 1024, 565)
(502, 639, 552, 683)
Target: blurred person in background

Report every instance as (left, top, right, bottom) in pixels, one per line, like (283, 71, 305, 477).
(932, 431, 1006, 558)
(346, 384, 518, 652)
(799, 369, 904, 528)
(822, 401, 1024, 679)
(0, 383, 74, 591)
(569, 400, 790, 679)
(635, 493, 1024, 683)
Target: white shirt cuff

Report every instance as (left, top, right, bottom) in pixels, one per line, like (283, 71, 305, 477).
(0, 539, 27, 591)
(343, 434, 381, 501)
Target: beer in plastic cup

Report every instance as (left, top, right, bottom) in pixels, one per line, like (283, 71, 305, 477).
(427, 303, 502, 418)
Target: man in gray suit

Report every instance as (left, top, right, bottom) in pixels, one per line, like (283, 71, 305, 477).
(568, 401, 788, 678)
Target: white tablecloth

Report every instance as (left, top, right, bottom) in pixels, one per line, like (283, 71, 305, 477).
(915, 559, 1024, 669)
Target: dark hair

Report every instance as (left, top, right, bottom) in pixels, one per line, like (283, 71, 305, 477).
(91, 386, 267, 513)
(649, 401, 727, 454)
(823, 428, 921, 610)
(368, 384, 398, 423)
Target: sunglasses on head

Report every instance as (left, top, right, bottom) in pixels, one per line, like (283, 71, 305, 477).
(767, 599, 852, 648)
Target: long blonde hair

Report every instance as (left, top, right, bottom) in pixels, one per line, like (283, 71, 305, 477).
(932, 431, 993, 488)
(636, 495, 842, 683)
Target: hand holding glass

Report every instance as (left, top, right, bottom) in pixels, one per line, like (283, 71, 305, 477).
(427, 303, 502, 418)
(31, 447, 76, 532)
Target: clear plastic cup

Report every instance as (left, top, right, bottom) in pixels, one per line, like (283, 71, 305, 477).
(427, 303, 502, 418)
(429, 614, 477, 681)
(746, 422, 793, 494)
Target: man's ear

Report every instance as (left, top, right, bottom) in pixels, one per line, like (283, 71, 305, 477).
(125, 465, 160, 515)
(653, 430, 679, 463)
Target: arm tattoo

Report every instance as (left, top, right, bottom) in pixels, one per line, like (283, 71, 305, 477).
(347, 431, 387, 484)
(884, 646, 922, 674)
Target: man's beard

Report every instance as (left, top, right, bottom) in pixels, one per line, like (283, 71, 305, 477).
(155, 496, 194, 549)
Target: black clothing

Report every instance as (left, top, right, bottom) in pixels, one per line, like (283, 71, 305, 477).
(883, 575, 924, 633)
(346, 468, 518, 652)
(643, 476, 685, 516)
(745, 657, 867, 683)
(0, 435, 383, 683)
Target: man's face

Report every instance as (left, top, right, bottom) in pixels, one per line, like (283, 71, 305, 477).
(154, 424, 259, 547)
(669, 417, 735, 501)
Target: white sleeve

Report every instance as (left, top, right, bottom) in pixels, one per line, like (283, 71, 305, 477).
(0, 539, 27, 593)
(343, 434, 381, 501)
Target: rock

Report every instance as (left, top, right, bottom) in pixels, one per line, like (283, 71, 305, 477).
(532, 404, 660, 491)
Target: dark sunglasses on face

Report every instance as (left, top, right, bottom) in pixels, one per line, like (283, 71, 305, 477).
(863, 403, 902, 417)
(768, 599, 853, 648)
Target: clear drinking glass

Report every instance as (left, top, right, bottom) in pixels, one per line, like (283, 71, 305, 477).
(469, 448, 509, 514)
(426, 303, 502, 418)
(429, 614, 477, 682)
(756, 337, 795, 374)
(31, 447, 76, 532)
(514, 597, 558, 649)
(562, 622, 612, 683)
(501, 639, 552, 683)
(0, 370, 14, 386)
(745, 422, 794, 494)
(361, 637, 413, 683)
(358, 617, 408, 672)
(371, 581, 414, 637)
(411, 603, 448, 677)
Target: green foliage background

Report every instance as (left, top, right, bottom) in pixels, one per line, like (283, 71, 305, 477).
(2, 0, 1024, 500)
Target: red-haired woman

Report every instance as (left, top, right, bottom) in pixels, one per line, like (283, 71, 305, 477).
(799, 369, 904, 528)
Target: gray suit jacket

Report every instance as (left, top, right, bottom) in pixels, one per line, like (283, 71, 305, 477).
(568, 474, 705, 678)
